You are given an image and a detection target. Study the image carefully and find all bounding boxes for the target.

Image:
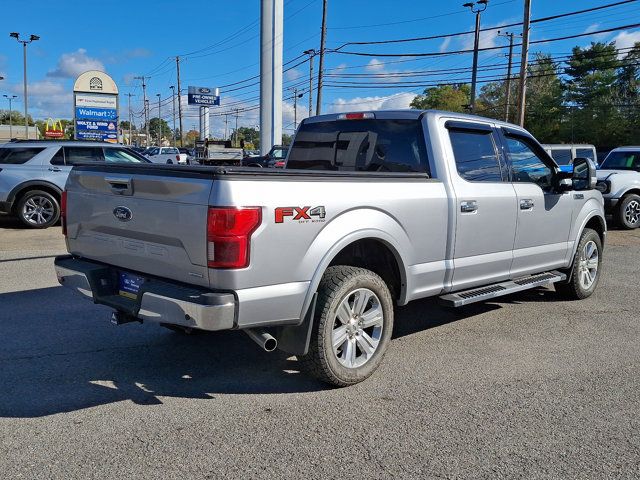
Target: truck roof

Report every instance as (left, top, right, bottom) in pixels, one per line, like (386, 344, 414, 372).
(303, 109, 529, 132)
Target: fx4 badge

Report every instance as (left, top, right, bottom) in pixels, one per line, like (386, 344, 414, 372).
(275, 206, 326, 224)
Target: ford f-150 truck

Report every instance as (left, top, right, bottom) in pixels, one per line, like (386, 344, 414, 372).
(54, 110, 606, 386)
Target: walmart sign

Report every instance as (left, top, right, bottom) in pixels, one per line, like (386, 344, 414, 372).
(75, 107, 118, 121)
(73, 71, 119, 143)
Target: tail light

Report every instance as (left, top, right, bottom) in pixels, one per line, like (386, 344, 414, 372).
(207, 207, 261, 268)
(176, 154, 180, 162)
(337, 112, 375, 120)
(61, 190, 68, 236)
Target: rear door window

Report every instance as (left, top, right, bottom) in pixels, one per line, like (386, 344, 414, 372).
(448, 129, 504, 182)
(64, 147, 105, 165)
(550, 148, 572, 166)
(287, 119, 429, 174)
(0, 147, 45, 164)
(104, 148, 147, 163)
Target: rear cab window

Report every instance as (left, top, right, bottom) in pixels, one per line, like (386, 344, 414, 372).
(446, 122, 505, 182)
(286, 118, 430, 174)
(0, 147, 46, 164)
(550, 149, 572, 166)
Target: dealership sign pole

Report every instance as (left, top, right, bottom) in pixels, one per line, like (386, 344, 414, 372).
(73, 70, 119, 143)
(187, 86, 219, 140)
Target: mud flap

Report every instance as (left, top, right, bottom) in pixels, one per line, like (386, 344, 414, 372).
(275, 293, 317, 356)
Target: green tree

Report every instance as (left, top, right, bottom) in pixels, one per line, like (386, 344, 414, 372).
(410, 84, 470, 112)
(523, 53, 565, 142)
(185, 129, 199, 146)
(0, 110, 34, 126)
(145, 117, 171, 144)
(563, 42, 622, 147)
(282, 133, 292, 146)
(236, 127, 259, 148)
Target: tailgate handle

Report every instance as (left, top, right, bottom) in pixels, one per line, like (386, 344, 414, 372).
(105, 177, 133, 196)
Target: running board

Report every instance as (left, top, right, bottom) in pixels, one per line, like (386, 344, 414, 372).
(439, 271, 567, 307)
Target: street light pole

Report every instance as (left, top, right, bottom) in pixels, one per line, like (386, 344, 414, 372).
(303, 49, 316, 118)
(156, 94, 162, 146)
(10, 33, 40, 139)
(463, 1, 488, 114)
(170, 85, 177, 146)
(3, 94, 18, 139)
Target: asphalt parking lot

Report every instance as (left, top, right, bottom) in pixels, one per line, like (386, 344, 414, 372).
(1, 215, 639, 479)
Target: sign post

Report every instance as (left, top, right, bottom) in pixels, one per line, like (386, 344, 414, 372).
(73, 71, 119, 143)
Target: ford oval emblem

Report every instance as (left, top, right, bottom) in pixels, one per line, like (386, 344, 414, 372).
(198, 87, 211, 94)
(113, 206, 133, 222)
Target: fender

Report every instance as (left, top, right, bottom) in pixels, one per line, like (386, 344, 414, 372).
(7, 180, 63, 206)
(565, 199, 606, 264)
(296, 207, 411, 322)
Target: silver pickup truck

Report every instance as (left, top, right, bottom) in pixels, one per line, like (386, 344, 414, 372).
(54, 110, 606, 386)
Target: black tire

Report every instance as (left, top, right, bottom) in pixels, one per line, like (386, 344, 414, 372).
(555, 228, 602, 300)
(615, 194, 640, 229)
(15, 190, 60, 229)
(299, 266, 394, 387)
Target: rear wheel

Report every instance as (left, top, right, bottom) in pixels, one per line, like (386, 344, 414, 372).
(556, 228, 602, 299)
(615, 194, 640, 229)
(16, 190, 60, 229)
(299, 266, 394, 386)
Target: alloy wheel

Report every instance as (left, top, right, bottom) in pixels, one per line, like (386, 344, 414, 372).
(22, 195, 55, 226)
(578, 240, 599, 290)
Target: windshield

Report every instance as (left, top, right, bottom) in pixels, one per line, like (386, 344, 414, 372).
(601, 151, 640, 170)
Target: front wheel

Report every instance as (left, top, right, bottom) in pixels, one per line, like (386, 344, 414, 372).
(616, 194, 640, 229)
(556, 228, 602, 299)
(299, 266, 394, 386)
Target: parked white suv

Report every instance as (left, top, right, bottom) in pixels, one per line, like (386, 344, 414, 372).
(596, 146, 640, 229)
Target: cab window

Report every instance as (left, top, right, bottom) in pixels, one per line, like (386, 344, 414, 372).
(504, 136, 553, 191)
(449, 129, 504, 182)
(550, 148, 572, 166)
(64, 147, 105, 165)
(575, 148, 595, 162)
(104, 148, 148, 163)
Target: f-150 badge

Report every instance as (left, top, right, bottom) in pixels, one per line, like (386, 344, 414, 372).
(275, 206, 326, 224)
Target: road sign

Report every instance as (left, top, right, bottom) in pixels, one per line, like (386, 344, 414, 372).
(188, 86, 220, 106)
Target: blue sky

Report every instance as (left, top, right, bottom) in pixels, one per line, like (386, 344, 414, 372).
(1, 0, 639, 137)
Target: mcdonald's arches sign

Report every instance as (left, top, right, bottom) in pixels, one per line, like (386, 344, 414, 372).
(44, 118, 64, 138)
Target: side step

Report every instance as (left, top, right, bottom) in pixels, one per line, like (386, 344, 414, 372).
(439, 271, 566, 307)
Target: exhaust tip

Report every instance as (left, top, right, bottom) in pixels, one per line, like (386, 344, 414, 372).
(264, 337, 277, 352)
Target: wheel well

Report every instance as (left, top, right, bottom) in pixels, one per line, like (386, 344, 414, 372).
(328, 239, 403, 300)
(11, 184, 61, 213)
(621, 188, 640, 199)
(584, 216, 605, 244)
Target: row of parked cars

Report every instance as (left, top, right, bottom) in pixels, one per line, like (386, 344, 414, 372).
(0, 137, 638, 230)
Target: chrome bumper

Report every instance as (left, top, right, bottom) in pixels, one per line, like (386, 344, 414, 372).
(54, 256, 235, 331)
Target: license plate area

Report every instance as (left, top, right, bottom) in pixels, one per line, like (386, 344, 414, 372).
(118, 271, 146, 299)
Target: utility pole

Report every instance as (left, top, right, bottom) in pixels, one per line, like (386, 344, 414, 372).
(10, 32, 40, 139)
(170, 85, 177, 146)
(3, 94, 17, 139)
(134, 76, 150, 146)
(293, 88, 298, 128)
(224, 114, 229, 141)
(463, 1, 488, 114)
(315, 0, 328, 115)
(304, 49, 316, 117)
(156, 93, 162, 146)
(176, 56, 184, 146)
(516, 0, 531, 127)
(126, 93, 134, 145)
(234, 109, 239, 148)
(144, 99, 150, 145)
(498, 30, 520, 122)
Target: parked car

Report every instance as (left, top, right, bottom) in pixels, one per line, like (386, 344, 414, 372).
(128, 146, 146, 155)
(143, 146, 184, 164)
(0, 140, 149, 228)
(241, 145, 288, 168)
(178, 147, 194, 164)
(54, 110, 605, 386)
(543, 144, 598, 172)
(595, 146, 640, 229)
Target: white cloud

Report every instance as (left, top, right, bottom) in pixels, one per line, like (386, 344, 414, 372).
(440, 37, 452, 53)
(365, 58, 386, 73)
(583, 23, 610, 42)
(285, 68, 302, 81)
(8, 80, 73, 119)
(611, 30, 640, 57)
(326, 92, 415, 113)
(47, 49, 105, 78)
(461, 22, 507, 50)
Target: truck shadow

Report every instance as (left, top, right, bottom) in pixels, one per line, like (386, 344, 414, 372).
(0, 284, 559, 418)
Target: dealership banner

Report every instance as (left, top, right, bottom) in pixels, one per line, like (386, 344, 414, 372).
(76, 119, 117, 132)
(187, 86, 220, 106)
(73, 70, 119, 142)
(75, 93, 117, 109)
(76, 129, 118, 141)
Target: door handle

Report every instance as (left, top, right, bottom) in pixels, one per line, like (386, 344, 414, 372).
(460, 200, 478, 213)
(105, 176, 133, 196)
(520, 199, 535, 210)
(48, 167, 61, 172)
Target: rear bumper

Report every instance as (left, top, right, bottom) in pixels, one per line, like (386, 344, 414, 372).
(54, 255, 235, 331)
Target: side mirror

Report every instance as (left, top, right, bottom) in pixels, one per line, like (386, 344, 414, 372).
(572, 157, 597, 191)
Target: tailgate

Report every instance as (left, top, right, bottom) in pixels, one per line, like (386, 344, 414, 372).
(65, 166, 214, 287)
